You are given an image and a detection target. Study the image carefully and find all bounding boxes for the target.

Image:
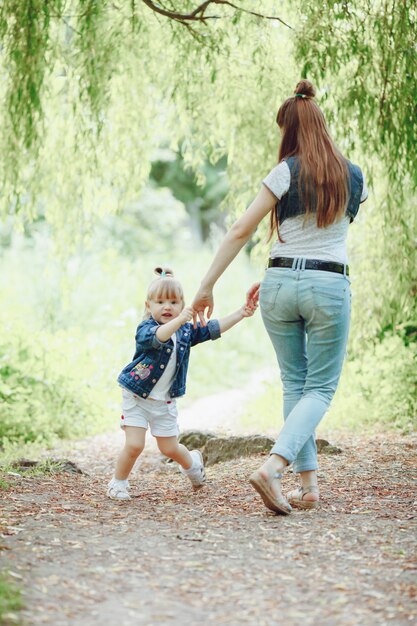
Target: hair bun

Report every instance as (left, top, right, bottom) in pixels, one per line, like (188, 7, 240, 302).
(294, 80, 316, 99)
(154, 266, 174, 278)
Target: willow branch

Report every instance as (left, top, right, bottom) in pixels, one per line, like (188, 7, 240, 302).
(48, 0, 292, 28)
(140, 0, 293, 28)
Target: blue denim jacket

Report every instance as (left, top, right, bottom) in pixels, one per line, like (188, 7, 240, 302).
(278, 156, 364, 225)
(117, 317, 221, 399)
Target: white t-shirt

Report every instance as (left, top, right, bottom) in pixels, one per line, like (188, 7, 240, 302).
(149, 334, 177, 401)
(262, 160, 368, 264)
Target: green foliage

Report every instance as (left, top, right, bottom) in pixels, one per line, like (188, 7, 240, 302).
(76, 0, 117, 120)
(348, 188, 417, 346)
(0, 1, 294, 229)
(296, 0, 416, 190)
(0, 326, 107, 447)
(337, 335, 416, 432)
(150, 149, 228, 241)
(0, 571, 23, 625)
(0, 0, 55, 186)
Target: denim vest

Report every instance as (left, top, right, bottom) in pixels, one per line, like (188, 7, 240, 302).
(278, 156, 364, 225)
(117, 317, 221, 399)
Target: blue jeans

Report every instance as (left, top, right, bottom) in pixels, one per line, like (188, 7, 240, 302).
(259, 262, 351, 473)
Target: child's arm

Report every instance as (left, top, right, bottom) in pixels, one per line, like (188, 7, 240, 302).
(189, 294, 257, 346)
(155, 306, 193, 343)
(218, 300, 257, 334)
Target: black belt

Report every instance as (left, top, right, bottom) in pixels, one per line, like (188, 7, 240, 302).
(268, 257, 349, 276)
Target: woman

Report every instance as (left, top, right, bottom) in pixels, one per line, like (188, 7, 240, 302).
(192, 80, 368, 515)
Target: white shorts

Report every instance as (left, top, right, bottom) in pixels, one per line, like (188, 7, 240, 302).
(120, 389, 179, 438)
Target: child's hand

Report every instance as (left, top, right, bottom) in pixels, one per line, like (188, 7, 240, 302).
(178, 306, 194, 325)
(241, 300, 258, 318)
(246, 282, 260, 307)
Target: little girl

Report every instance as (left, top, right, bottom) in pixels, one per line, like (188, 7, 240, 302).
(107, 266, 257, 500)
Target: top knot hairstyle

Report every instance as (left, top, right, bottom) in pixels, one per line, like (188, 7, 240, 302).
(154, 266, 174, 279)
(145, 267, 184, 311)
(272, 79, 349, 238)
(293, 79, 316, 99)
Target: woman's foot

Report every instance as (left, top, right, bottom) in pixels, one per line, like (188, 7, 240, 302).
(287, 485, 319, 509)
(249, 462, 291, 515)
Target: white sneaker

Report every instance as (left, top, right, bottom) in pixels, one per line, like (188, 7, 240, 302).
(180, 450, 206, 489)
(107, 478, 131, 500)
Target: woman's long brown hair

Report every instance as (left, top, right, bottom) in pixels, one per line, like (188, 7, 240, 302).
(270, 80, 349, 241)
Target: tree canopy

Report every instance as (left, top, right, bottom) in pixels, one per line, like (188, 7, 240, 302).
(0, 1, 294, 226)
(296, 0, 416, 194)
(0, 0, 415, 338)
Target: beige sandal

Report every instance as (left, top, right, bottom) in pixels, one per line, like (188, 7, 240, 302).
(249, 470, 292, 515)
(287, 485, 319, 510)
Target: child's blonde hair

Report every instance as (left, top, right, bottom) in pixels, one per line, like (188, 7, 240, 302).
(144, 267, 184, 319)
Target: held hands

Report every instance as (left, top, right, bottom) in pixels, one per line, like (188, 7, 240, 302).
(178, 305, 194, 325)
(191, 286, 214, 328)
(246, 282, 260, 307)
(240, 295, 258, 318)
(191, 282, 260, 328)
(240, 281, 260, 319)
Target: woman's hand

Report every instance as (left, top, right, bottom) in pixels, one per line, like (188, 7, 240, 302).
(192, 286, 214, 327)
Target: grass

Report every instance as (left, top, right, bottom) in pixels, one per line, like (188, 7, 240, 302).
(0, 478, 11, 490)
(0, 572, 23, 626)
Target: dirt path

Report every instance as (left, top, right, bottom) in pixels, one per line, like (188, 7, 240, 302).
(1, 399, 416, 625)
(178, 368, 276, 433)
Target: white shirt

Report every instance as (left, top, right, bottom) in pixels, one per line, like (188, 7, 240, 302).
(148, 334, 177, 400)
(263, 161, 368, 264)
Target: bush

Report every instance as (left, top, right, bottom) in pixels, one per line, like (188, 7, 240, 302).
(0, 326, 109, 448)
(333, 334, 416, 432)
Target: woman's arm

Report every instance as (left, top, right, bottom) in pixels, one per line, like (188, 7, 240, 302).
(192, 185, 277, 324)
